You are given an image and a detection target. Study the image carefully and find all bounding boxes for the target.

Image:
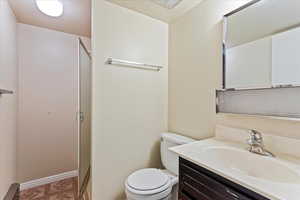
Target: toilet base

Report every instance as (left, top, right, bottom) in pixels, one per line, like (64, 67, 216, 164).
(170, 184, 178, 200)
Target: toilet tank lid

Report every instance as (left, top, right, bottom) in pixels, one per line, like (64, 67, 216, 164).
(161, 132, 195, 145)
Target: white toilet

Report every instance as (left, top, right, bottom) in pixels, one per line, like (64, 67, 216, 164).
(125, 133, 195, 200)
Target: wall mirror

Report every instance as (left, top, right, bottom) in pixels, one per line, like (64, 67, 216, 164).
(223, 0, 300, 90)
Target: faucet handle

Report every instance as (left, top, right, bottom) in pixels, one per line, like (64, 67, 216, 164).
(250, 129, 262, 138)
(248, 130, 263, 144)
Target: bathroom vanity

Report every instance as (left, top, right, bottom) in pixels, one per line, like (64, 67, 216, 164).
(178, 158, 269, 200)
(171, 125, 300, 200)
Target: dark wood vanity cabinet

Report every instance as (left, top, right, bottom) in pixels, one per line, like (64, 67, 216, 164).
(179, 158, 270, 200)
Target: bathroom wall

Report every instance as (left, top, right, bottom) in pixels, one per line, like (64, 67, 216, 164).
(0, 0, 18, 198)
(169, 0, 300, 140)
(92, 1, 168, 199)
(17, 23, 91, 182)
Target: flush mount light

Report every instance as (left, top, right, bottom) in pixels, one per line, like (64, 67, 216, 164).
(36, 0, 63, 17)
(151, 0, 183, 9)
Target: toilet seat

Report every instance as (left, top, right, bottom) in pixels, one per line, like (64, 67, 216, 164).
(126, 169, 171, 195)
(125, 185, 172, 200)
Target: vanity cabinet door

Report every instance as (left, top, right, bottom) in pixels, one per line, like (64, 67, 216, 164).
(179, 158, 270, 200)
(180, 183, 212, 200)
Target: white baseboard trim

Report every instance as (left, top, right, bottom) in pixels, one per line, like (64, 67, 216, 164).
(20, 170, 78, 191)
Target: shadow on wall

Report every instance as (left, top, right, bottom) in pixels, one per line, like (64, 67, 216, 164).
(114, 192, 126, 200)
(113, 140, 162, 200)
(148, 140, 163, 169)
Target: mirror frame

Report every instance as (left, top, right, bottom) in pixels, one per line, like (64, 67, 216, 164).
(222, 0, 300, 91)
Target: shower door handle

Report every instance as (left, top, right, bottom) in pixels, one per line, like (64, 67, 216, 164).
(79, 112, 84, 122)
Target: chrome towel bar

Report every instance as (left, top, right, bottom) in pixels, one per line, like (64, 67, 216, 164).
(106, 58, 163, 71)
(0, 89, 13, 95)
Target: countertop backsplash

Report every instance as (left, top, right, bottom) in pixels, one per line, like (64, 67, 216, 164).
(215, 125, 300, 159)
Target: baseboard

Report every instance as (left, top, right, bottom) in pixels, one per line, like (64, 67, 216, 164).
(20, 170, 78, 191)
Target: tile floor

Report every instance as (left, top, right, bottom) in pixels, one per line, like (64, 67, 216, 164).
(19, 177, 89, 200)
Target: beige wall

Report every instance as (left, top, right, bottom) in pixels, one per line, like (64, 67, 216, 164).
(92, 1, 168, 199)
(169, 0, 300, 140)
(17, 23, 90, 182)
(0, 0, 18, 198)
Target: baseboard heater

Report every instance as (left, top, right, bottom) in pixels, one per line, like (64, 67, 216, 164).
(3, 183, 20, 200)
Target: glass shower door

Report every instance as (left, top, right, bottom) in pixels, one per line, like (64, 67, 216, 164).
(78, 39, 91, 196)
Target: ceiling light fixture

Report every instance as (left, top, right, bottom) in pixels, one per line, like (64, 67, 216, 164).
(36, 0, 63, 17)
(151, 0, 183, 9)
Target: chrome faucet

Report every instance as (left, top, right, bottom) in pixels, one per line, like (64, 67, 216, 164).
(247, 130, 275, 157)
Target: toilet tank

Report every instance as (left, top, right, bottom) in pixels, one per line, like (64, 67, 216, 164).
(161, 133, 195, 175)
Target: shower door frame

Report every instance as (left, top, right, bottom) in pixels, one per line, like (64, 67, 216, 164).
(77, 38, 92, 198)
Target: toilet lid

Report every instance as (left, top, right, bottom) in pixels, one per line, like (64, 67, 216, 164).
(127, 169, 169, 191)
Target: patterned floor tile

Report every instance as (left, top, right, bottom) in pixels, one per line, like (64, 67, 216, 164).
(20, 177, 79, 200)
(20, 185, 46, 200)
(48, 190, 75, 200)
(48, 178, 74, 194)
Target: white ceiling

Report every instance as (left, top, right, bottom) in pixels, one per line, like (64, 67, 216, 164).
(7, 0, 201, 38)
(106, 0, 204, 23)
(8, 0, 91, 37)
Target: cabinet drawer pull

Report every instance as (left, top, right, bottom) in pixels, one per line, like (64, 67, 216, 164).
(226, 188, 240, 199)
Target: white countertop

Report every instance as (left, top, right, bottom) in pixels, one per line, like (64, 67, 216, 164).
(170, 138, 300, 200)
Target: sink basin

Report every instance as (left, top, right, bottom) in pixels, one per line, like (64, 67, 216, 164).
(198, 146, 300, 184)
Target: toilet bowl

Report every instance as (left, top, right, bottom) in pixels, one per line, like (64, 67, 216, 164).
(125, 133, 195, 200)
